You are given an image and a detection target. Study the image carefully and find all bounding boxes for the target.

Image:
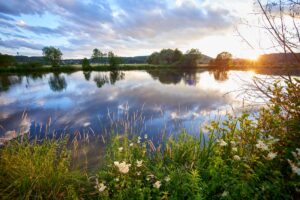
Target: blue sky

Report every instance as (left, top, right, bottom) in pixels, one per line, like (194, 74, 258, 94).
(0, 0, 264, 59)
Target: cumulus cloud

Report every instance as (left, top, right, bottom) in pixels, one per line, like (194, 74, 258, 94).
(0, 0, 238, 57)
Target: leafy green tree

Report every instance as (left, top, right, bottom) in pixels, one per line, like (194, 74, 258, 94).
(108, 51, 122, 68)
(214, 52, 233, 67)
(173, 48, 183, 63)
(179, 48, 202, 67)
(42, 47, 62, 67)
(0, 53, 16, 68)
(81, 58, 90, 69)
(92, 48, 103, 64)
(147, 52, 160, 64)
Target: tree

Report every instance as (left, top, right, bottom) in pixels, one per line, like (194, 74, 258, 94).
(108, 51, 122, 68)
(92, 48, 103, 64)
(213, 52, 233, 67)
(0, 53, 16, 68)
(179, 48, 202, 67)
(173, 48, 183, 63)
(42, 47, 62, 67)
(256, 0, 300, 64)
(147, 52, 160, 64)
(81, 58, 90, 69)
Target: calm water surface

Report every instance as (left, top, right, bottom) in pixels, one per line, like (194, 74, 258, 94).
(1, 68, 299, 143)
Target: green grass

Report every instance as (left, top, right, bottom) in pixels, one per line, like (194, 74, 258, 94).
(0, 64, 172, 73)
(0, 78, 299, 199)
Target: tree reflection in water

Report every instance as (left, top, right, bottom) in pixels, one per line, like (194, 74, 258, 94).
(93, 70, 125, 88)
(48, 73, 67, 92)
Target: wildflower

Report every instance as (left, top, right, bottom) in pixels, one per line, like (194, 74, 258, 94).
(255, 140, 268, 151)
(137, 136, 141, 144)
(114, 161, 131, 174)
(296, 148, 300, 156)
(136, 160, 143, 167)
(153, 181, 161, 189)
(144, 134, 148, 139)
(129, 143, 134, 147)
(95, 179, 107, 193)
(137, 171, 141, 176)
(221, 191, 229, 197)
(233, 155, 241, 161)
(232, 147, 237, 152)
(118, 147, 123, 152)
(164, 176, 171, 182)
(147, 174, 155, 178)
(266, 152, 277, 160)
(114, 178, 119, 182)
(230, 141, 236, 146)
(219, 139, 227, 147)
(98, 183, 106, 192)
(288, 160, 300, 176)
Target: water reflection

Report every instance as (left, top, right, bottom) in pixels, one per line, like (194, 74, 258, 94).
(0, 68, 300, 141)
(146, 69, 199, 85)
(48, 73, 67, 92)
(209, 69, 229, 82)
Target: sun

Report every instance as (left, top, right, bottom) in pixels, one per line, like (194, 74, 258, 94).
(246, 51, 260, 61)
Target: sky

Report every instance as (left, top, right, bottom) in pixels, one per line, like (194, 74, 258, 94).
(0, 0, 272, 59)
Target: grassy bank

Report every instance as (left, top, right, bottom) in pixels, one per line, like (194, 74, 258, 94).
(0, 64, 171, 73)
(0, 78, 299, 199)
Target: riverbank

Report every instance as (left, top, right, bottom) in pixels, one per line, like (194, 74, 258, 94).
(0, 78, 299, 199)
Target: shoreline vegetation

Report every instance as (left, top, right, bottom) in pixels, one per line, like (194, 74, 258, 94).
(0, 77, 299, 199)
(1, 47, 300, 74)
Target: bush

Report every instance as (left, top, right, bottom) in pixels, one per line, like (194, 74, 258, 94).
(82, 58, 90, 69)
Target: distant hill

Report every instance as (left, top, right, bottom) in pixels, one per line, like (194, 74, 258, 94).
(258, 53, 300, 66)
(199, 54, 212, 64)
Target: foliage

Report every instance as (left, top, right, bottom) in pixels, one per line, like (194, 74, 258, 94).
(0, 53, 16, 67)
(147, 48, 201, 67)
(0, 138, 92, 199)
(92, 48, 104, 64)
(81, 58, 90, 69)
(147, 48, 183, 65)
(210, 52, 233, 67)
(108, 51, 122, 68)
(42, 46, 62, 67)
(16, 61, 43, 68)
(179, 48, 202, 67)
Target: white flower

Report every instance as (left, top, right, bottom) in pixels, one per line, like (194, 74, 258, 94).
(164, 176, 170, 182)
(288, 160, 300, 176)
(95, 179, 107, 193)
(129, 143, 134, 147)
(219, 139, 227, 147)
(144, 134, 148, 139)
(255, 140, 268, 151)
(230, 141, 236, 146)
(137, 136, 141, 144)
(232, 147, 238, 152)
(118, 147, 123, 152)
(147, 174, 155, 178)
(114, 178, 119, 182)
(136, 160, 143, 167)
(233, 155, 241, 160)
(98, 183, 106, 192)
(114, 161, 131, 174)
(221, 191, 229, 197)
(266, 152, 277, 160)
(153, 181, 161, 189)
(296, 148, 300, 156)
(137, 171, 141, 176)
